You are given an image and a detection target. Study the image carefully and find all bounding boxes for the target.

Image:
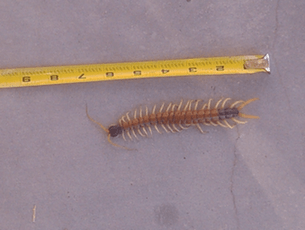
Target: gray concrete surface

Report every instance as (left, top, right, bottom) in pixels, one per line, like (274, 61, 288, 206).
(0, 0, 304, 229)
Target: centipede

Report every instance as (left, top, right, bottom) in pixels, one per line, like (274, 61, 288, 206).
(86, 97, 259, 150)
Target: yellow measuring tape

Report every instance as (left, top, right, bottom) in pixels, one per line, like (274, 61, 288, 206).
(0, 54, 270, 88)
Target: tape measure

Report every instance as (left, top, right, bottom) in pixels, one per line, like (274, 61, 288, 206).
(0, 54, 270, 88)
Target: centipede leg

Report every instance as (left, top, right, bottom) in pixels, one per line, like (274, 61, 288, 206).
(161, 124, 170, 133)
(154, 125, 162, 134)
(158, 103, 170, 133)
(170, 104, 181, 132)
(177, 99, 183, 110)
(201, 103, 207, 110)
(122, 116, 133, 140)
(152, 104, 162, 134)
(118, 118, 127, 141)
(196, 124, 207, 134)
(209, 99, 219, 126)
(200, 103, 210, 126)
(145, 106, 153, 136)
(147, 124, 153, 135)
(166, 124, 175, 133)
(137, 127, 146, 137)
(207, 99, 212, 109)
(188, 100, 194, 110)
(152, 104, 157, 114)
(179, 122, 189, 130)
(221, 98, 231, 108)
(230, 100, 244, 108)
(172, 124, 180, 132)
(223, 120, 235, 129)
(165, 103, 176, 132)
(214, 98, 223, 109)
(134, 109, 146, 137)
(194, 100, 201, 110)
(179, 100, 191, 128)
(231, 117, 247, 124)
(217, 121, 228, 128)
(126, 112, 138, 140)
(183, 100, 190, 111)
(139, 107, 148, 136)
(122, 130, 127, 141)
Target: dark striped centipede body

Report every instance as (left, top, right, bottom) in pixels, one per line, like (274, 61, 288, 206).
(86, 98, 259, 149)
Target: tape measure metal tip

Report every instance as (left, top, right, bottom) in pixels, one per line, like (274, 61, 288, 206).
(244, 53, 270, 73)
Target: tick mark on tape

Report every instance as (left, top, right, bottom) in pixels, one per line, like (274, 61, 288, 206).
(161, 69, 170, 74)
(78, 73, 86, 79)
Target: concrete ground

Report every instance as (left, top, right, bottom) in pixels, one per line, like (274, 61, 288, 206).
(0, 0, 304, 229)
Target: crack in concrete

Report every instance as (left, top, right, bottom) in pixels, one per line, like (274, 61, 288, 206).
(271, 0, 280, 51)
(230, 128, 240, 230)
(271, 0, 292, 111)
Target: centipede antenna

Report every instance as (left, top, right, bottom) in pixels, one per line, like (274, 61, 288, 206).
(86, 104, 109, 133)
(237, 98, 260, 119)
(107, 134, 135, 151)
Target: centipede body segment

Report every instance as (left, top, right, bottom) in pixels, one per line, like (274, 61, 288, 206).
(86, 98, 259, 149)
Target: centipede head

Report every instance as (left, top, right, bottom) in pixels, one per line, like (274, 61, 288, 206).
(108, 125, 123, 137)
(237, 98, 259, 119)
(86, 104, 135, 151)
